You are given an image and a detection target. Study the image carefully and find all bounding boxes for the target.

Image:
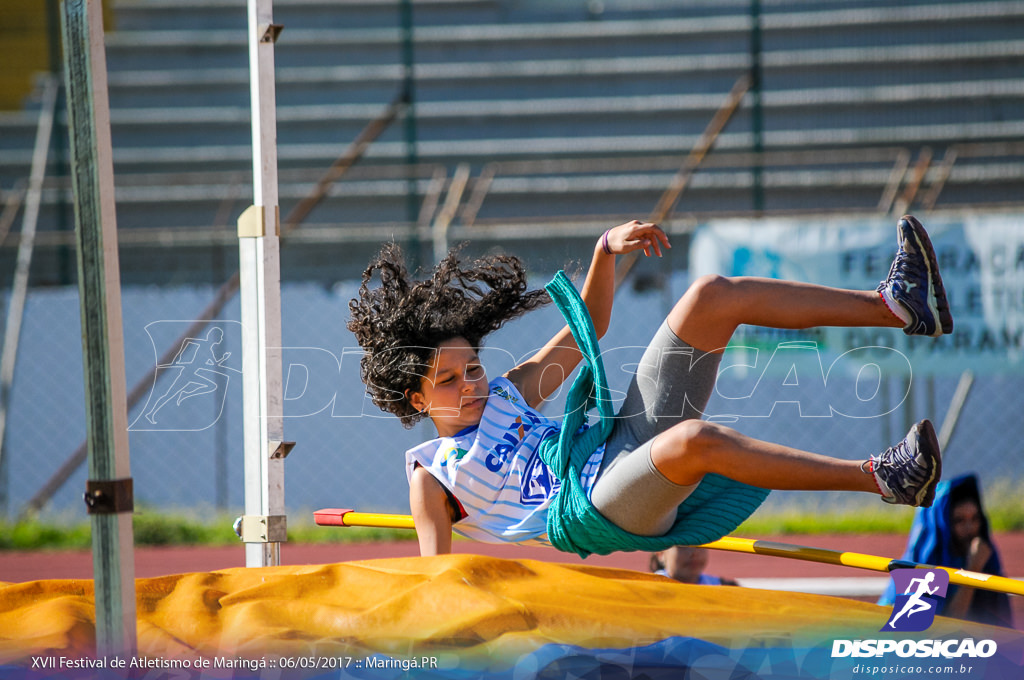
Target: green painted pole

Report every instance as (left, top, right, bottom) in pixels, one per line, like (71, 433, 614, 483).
(60, 0, 137, 657)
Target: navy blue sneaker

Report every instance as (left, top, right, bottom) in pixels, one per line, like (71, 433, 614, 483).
(877, 215, 953, 337)
(869, 419, 941, 507)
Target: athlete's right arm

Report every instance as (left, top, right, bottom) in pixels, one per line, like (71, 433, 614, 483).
(505, 221, 668, 410)
(409, 466, 453, 556)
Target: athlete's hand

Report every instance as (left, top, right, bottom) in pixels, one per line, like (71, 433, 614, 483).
(966, 536, 993, 572)
(602, 220, 671, 257)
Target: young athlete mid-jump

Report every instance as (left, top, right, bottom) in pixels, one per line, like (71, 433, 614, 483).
(348, 216, 952, 557)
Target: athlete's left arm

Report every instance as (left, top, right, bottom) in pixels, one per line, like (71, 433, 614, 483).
(506, 220, 669, 409)
(409, 466, 454, 556)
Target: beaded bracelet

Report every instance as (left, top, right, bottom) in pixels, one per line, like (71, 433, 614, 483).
(601, 230, 612, 255)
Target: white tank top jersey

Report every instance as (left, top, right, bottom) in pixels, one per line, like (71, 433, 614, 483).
(405, 376, 606, 546)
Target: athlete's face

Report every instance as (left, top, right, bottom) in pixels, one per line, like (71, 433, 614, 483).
(951, 498, 982, 550)
(659, 546, 710, 584)
(408, 337, 489, 438)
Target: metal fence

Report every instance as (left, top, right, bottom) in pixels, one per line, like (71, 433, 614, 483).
(1, 217, 1021, 527)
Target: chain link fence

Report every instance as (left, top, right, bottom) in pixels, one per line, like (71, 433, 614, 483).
(1, 219, 1022, 527)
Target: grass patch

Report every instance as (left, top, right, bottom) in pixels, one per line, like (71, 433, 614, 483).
(132, 512, 240, 547)
(3, 492, 1023, 550)
(734, 491, 1024, 537)
(0, 510, 414, 551)
(0, 518, 92, 551)
(733, 506, 916, 537)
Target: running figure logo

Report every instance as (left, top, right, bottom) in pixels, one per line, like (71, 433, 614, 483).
(883, 568, 950, 632)
(132, 322, 242, 431)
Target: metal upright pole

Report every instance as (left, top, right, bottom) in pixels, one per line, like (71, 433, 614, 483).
(749, 0, 764, 216)
(399, 0, 422, 268)
(237, 0, 288, 568)
(0, 77, 58, 515)
(59, 0, 137, 657)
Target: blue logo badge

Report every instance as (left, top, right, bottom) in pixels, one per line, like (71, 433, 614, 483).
(521, 449, 559, 506)
(883, 568, 950, 632)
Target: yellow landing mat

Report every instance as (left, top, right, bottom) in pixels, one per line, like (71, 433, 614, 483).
(1, 555, 1021, 677)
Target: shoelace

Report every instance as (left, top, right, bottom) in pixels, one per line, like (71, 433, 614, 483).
(874, 439, 928, 501)
(877, 439, 913, 471)
(887, 240, 927, 287)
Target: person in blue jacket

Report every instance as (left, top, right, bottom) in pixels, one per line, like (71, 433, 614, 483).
(879, 473, 1013, 628)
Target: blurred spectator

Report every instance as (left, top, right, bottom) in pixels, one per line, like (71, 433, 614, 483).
(879, 473, 1013, 628)
(650, 546, 738, 586)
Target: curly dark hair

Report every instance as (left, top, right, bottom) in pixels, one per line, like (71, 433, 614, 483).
(347, 242, 550, 428)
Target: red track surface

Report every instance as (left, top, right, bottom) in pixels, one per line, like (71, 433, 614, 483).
(3, 533, 1022, 628)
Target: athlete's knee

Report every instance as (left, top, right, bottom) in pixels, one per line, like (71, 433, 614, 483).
(680, 274, 731, 309)
(651, 419, 728, 483)
(660, 419, 727, 461)
(671, 274, 736, 338)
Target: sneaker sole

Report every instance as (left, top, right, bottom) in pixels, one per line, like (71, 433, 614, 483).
(915, 418, 942, 507)
(899, 216, 954, 337)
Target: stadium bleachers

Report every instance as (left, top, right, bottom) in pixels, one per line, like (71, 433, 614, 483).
(1, 0, 1023, 283)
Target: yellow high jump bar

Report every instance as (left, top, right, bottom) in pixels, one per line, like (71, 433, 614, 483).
(313, 508, 1024, 598)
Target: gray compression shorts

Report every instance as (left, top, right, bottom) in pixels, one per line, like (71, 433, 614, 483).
(589, 320, 722, 536)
